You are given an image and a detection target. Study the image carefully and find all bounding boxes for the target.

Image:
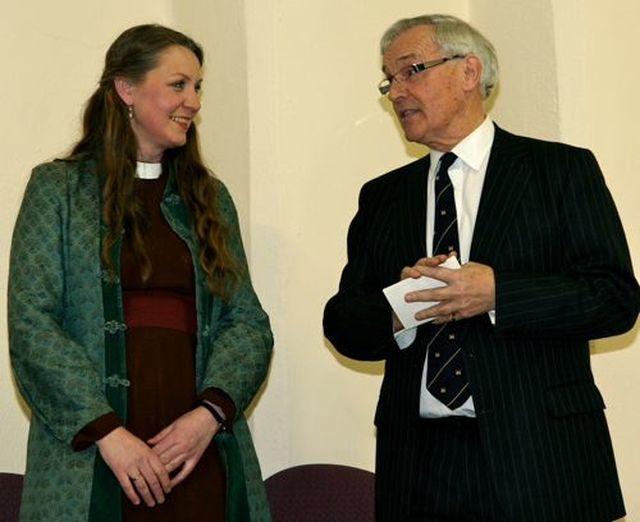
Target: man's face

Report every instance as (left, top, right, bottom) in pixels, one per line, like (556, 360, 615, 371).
(382, 25, 467, 150)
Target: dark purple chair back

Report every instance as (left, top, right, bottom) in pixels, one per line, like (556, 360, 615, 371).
(0, 472, 23, 522)
(265, 463, 374, 522)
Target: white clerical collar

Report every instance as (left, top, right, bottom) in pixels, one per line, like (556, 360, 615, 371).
(136, 161, 162, 179)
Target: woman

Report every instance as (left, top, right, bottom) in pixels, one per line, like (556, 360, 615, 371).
(9, 24, 273, 522)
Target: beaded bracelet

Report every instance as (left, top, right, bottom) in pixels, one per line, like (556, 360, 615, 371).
(198, 400, 227, 432)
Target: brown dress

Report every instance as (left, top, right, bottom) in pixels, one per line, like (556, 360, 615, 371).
(119, 173, 226, 521)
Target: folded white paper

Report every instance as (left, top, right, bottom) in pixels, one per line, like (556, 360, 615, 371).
(383, 256, 461, 329)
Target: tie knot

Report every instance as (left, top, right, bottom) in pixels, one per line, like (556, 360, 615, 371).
(438, 152, 457, 172)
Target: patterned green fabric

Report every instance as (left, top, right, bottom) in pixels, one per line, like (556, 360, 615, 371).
(9, 156, 273, 521)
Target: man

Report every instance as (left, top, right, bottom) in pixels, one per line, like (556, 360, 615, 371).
(323, 14, 639, 522)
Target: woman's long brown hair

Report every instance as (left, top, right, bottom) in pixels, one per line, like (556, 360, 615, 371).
(71, 24, 240, 297)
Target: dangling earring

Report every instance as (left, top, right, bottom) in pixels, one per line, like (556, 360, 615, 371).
(128, 105, 134, 120)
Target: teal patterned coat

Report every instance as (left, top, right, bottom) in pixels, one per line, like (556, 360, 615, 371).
(9, 156, 273, 521)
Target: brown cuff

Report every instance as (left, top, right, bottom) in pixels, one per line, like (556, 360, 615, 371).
(72, 412, 123, 451)
(198, 387, 237, 431)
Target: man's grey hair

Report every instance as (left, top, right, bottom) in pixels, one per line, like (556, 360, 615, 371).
(380, 14, 499, 99)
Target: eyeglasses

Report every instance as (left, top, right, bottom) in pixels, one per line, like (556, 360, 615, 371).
(377, 55, 465, 95)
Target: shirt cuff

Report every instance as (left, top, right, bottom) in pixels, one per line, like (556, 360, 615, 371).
(72, 412, 123, 451)
(197, 387, 237, 431)
(394, 327, 417, 349)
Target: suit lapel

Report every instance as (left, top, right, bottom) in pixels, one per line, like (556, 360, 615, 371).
(470, 126, 532, 263)
(403, 156, 430, 262)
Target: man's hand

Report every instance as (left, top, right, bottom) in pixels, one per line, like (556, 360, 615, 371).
(400, 254, 450, 280)
(392, 254, 451, 331)
(403, 258, 495, 324)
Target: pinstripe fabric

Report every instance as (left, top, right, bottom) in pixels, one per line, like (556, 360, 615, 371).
(323, 125, 639, 521)
(408, 418, 505, 521)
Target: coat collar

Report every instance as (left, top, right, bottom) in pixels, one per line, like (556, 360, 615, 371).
(469, 125, 532, 263)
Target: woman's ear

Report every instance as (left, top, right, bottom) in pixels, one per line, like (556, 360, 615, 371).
(114, 77, 134, 105)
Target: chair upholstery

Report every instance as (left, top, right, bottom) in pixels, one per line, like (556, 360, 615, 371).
(0, 472, 24, 522)
(264, 463, 375, 522)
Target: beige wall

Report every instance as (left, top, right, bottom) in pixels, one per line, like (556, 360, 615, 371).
(1, 1, 638, 519)
(558, 3, 640, 518)
(0, 0, 176, 473)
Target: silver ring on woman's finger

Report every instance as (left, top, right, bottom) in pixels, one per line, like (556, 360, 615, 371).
(130, 475, 141, 482)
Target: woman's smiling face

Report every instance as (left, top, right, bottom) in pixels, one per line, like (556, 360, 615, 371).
(119, 45, 203, 162)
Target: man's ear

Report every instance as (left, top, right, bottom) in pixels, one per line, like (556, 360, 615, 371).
(114, 77, 134, 105)
(461, 55, 482, 93)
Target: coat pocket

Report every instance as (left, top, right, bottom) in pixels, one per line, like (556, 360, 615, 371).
(545, 381, 606, 418)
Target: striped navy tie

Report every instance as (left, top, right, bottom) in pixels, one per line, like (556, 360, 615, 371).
(425, 152, 470, 410)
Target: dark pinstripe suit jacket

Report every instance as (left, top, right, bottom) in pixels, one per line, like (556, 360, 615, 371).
(323, 125, 639, 521)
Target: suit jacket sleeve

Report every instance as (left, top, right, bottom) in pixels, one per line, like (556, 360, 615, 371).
(323, 183, 397, 361)
(324, 161, 429, 361)
(491, 145, 639, 339)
